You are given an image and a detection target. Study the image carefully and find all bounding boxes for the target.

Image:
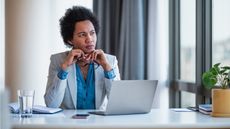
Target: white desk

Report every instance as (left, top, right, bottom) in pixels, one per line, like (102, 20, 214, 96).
(11, 109, 230, 129)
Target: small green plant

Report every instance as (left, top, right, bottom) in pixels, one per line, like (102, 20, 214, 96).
(202, 63, 230, 89)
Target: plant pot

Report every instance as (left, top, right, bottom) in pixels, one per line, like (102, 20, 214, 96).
(211, 89, 230, 117)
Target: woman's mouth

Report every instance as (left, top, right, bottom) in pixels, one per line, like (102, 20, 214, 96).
(86, 45, 95, 50)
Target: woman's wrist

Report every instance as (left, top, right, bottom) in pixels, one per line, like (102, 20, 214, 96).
(61, 63, 68, 71)
(101, 63, 112, 71)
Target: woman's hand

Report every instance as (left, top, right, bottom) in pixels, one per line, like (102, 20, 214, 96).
(91, 49, 112, 71)
(61, 49, 84, 70)
(61, 49, 112, 71)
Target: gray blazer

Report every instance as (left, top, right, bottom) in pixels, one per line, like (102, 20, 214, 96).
(44, 51, 120, 109)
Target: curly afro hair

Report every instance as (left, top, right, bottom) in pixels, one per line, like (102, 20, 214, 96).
(59, 6, 99, 47)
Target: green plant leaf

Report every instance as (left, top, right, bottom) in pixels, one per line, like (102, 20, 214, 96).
(223, 73, 228, 76)
(210, 67, 218, 75)
(229, 72, 230, 79)
(214, 63, 221, 74)
(222, 66, 230, 70)
(224, 78, 229, 81)
(202, 63, 230, 89)
(202, 72, 217, 89)
(214, 63, 221, 68)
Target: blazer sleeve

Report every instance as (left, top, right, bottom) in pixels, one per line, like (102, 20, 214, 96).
(104, 55, 121, 97)
(99, 55, 120, 110)
(44, 54, 67, 108)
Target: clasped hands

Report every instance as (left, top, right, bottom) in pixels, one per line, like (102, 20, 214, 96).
(61, 49, 112, 71)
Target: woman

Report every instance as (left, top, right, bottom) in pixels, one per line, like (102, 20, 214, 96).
(44, 6, 120, 110)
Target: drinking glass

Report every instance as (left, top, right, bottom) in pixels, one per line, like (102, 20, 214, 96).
(17, 90, 35, 118)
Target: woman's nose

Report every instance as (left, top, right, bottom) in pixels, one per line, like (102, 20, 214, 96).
(86, 34, 92, 43)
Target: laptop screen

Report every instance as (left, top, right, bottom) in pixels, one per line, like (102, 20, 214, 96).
(90, 80, 158, 115)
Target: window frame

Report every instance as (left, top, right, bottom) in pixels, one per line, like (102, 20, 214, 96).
(169, 0, 212, 108)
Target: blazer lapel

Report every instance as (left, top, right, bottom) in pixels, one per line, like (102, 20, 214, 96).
(94, 63, 103, 108)
(67, 64, 77, 108)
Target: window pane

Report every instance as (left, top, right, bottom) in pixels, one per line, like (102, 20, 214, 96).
(181, 91, 196, 108)
(212, 0, 230, 66)
(180, 0, 196, 108)
(180, 0, 196, 82)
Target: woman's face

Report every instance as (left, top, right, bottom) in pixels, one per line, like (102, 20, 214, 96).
(70, 20, 97, 54)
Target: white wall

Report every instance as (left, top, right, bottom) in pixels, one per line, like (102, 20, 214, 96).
(5, 0, 51, 105)
(5, 0, 92, 105)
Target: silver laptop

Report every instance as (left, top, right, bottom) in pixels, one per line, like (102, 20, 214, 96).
(89, 80, 158, 115)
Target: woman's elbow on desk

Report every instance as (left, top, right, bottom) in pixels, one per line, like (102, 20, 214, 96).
(44, 95, 62, 108)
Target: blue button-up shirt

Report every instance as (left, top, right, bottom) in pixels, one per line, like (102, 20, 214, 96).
(57, 63, 116, 109)
(76, 63, 95, 109)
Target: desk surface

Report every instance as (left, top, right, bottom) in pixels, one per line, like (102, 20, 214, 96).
(11, 109, 230, 129)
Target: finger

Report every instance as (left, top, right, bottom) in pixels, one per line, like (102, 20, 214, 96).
(73, 49, 84, 55)
(72, 58, 78, 63)
(79, 51, 85, 59)
(88, 51, 95, 61)
(93, 51, 98, 61)
(95, 49, 104, 60)
(98, 49, 104, 54)
(88, 55, 92, 61)
(86, 53, 92, 60)
(90, 50, 95, 60)
(71, 49, 84, 60)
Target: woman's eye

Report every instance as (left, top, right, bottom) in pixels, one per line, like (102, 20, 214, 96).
(90, 31, 95, 35)
(78, 33, 86, 37)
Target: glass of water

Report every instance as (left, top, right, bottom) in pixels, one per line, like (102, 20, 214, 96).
(17, 90, 35, 118)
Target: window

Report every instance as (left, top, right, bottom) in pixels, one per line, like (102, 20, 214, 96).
(181, 91, 195, 107)
(169, 0, 213, 108)
(180, 0, 196, 82)
(212, 0, 230, 66)
(180, 0, 196, 107)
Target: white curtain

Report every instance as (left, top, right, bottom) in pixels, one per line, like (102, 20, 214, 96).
(0, 0, 4, 90)
(147, 0, 169, 108)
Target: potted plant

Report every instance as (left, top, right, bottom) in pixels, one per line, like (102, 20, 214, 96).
(202, 63, 230, 117)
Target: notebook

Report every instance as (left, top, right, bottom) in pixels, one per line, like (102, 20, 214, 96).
(9, 102, 63, 114)
(89, 80, 158, 115)
(198, 104, 212, 115)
